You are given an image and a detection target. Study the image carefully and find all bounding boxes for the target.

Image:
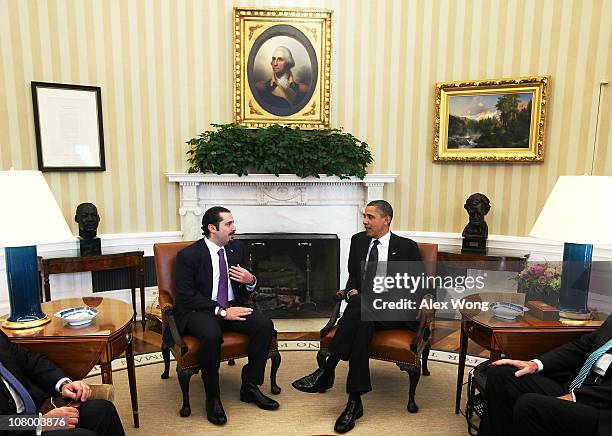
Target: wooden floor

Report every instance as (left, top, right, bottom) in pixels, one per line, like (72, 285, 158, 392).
(133, 318, 489, 358)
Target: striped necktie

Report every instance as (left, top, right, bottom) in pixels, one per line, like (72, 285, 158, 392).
(569, 338, 612, 391)
(0, 361, 37, 414)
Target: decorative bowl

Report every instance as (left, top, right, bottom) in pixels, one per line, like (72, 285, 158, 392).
(490, 302, 529, 320)
(54, 307, 98, 326)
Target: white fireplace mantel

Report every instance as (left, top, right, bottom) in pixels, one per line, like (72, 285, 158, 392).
(167, 173, 398, 285)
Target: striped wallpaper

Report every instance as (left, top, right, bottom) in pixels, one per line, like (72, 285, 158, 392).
(0, 0, 610, 237)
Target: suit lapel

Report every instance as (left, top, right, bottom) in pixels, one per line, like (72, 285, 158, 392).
(388, 233, 399, 261)
(225, 243, 239, 267)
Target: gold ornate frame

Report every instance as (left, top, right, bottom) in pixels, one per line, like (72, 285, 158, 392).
(233, 7, 332, 129)
(433, 76, 549, 162)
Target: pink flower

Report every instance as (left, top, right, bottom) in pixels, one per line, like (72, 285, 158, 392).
(531, 264, 545, 276)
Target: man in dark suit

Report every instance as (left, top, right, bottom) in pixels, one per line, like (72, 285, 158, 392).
(0, 330, 124, 436)
(478, 313, 612, 436)
(174, 206, 278, 425)
(292, 200, 429, 433)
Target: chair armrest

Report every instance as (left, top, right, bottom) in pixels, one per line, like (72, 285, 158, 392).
(88, 384, 115, 402)
(410, 316, 433, 355)
(162, 306, 188, 356)
(319, 290, 346, 338)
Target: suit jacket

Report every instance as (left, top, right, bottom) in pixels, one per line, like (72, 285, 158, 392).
(0, 330, 67, 415)
(173, 238, 252, 335)
(345, 231, 426, 300)
(538, 313, 612, 435)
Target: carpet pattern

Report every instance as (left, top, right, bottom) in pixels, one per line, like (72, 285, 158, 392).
(106, 351, 468, 435)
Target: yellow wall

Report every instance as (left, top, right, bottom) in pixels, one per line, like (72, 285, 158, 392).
(1, 0, 610, 236)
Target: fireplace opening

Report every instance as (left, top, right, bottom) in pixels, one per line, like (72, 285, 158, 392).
(235, 233, 340, 318)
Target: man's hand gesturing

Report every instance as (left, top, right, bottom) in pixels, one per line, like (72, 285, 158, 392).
(229, 264, 255, 285)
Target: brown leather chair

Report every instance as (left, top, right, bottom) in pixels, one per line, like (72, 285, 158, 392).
(317, 242, 438, 413)
(153, 241, 281, 417)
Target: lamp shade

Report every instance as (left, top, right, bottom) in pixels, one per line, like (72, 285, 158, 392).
(530, 176, 612, 245)
(0, 170, 72, 247)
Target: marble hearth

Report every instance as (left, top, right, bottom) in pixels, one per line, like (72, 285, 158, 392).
(167, 173, 398, 288)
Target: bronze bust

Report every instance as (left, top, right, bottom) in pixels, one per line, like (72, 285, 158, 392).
(75, 202, 101, 255)
(461, 193, 490, 253)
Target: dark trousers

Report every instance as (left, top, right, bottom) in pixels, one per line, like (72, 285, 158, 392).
(478, 365, 599, 436)
(47, 399, 125, 436)
(328, 294, 418, 395)
(183, 309, 274, 397)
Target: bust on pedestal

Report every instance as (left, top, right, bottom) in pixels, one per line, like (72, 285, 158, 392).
(75, 202, 101, 256)
(461, 193, 490, 254)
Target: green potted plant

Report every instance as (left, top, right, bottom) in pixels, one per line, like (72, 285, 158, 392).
(187, 124, 373, 179)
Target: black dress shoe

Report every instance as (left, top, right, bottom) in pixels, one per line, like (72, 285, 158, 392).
(205, 397, 227, 425)
(292, 368, 335, 393)
(240, 382, 280, 410)
(334, 398, 363, 433)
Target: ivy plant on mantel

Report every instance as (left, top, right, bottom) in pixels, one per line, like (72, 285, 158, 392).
(186, 124, 373, 179)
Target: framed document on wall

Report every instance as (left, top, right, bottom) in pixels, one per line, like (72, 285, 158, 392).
(233, 7, 332, 129)
(31, 82, 106, 171)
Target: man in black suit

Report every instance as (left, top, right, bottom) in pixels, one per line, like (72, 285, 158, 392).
(478, 313, 612, 436)
(174, 206, 278, 425)
(0, 330, 124, 436)
(292, 200, 429, 433)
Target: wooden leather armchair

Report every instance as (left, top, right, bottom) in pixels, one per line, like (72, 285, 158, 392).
(317, 242, 438, 413)
(153, 241, 281, 417)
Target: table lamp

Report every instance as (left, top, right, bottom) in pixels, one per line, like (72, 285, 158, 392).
(0, 170, 72, 329)
(530, 175, 612, 319)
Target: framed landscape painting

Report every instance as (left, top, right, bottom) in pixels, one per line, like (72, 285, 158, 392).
(233, 7, 332, 129)
(433, 76, 549, 162)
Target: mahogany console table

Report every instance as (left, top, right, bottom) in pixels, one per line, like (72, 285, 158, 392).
(454, 292, 604, 414)
(437, 247, 529, 272)
(38, 250, 146, 327)
(1, 297, 139, 427)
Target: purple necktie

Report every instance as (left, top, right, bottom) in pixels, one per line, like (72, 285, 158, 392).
(217, 248, 229, 308)
(0, 361, 37, 414)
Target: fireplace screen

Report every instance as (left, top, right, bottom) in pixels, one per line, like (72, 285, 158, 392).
(235, 233, 340, 318)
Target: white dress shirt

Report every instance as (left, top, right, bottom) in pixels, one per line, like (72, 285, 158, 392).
(204, 237, 256, 305)
(365, 230, 391, 279)
(365, 230, 391, 263)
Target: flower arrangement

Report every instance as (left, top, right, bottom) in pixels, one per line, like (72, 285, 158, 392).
(513, 262, 562, 299)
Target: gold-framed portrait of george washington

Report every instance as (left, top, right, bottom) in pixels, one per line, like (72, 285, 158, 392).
(233, 7, 332, 129)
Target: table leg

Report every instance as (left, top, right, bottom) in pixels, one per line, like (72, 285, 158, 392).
(129, 268, 137, 323)
(139, 259, 146, 328)
(125, 335, 139, 428)
(455, 320, 469, 414)
(100, 361, 113, 384)
(43, 272, 51, 302)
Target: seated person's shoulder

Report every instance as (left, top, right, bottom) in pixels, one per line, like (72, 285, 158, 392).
(351, 231, 368, 242)
(177, 239, 204, 258)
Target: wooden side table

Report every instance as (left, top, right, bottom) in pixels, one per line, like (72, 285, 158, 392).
(1, 297, 139, 428)
(454, 292, 603, 414)
(437, 247, 529, 272)
(38, 251, 146, 327)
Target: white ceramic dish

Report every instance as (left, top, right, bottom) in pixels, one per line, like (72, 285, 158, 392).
(54, 307, 98, 326)
(490, 302, 529, 320)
